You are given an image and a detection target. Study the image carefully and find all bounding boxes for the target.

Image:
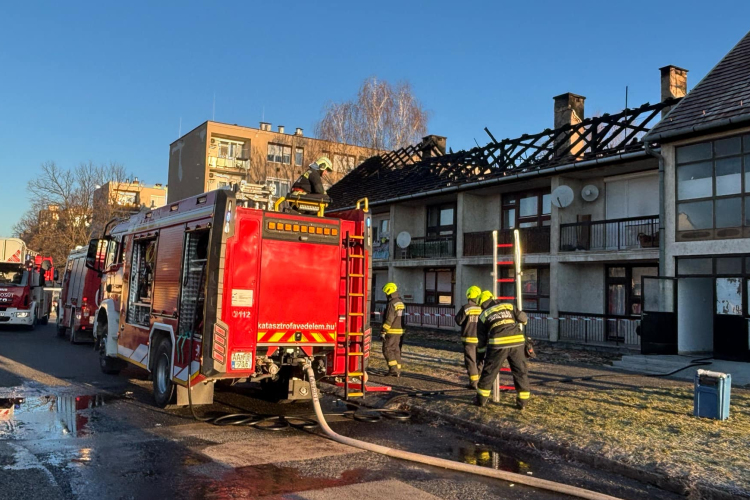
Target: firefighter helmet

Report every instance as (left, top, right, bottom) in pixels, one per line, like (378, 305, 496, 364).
(382, 282, 398, 296)
(315, 156, 333, 172)
(479, 290, 494, 305)
(466, 286, 481, 300)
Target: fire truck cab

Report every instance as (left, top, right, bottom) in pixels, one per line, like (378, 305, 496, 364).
(87, 187, 371, 407)
(0, 238, 55, 330)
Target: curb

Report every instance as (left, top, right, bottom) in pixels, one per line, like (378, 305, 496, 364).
(404, 400, 748, 500)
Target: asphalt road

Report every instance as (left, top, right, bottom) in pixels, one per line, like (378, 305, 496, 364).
(0, 320, 683, 500)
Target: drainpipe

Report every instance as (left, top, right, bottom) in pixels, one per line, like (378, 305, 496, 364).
(644, 142, 666, 275)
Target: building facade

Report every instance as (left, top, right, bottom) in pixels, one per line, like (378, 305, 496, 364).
(643, 31, 750, 361)
(167, 121, 381, 203)
(92, 180, 167, 233)
(329, 71, 684, 351)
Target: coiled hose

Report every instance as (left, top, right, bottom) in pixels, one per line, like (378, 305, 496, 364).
(303, 363, 624, 500)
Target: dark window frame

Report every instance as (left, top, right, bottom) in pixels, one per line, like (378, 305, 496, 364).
(675, 133, 750, 241)
(502, 189, 552, 229)
(605, 264, 658, 317)
(426, 202, 457, 237)
(500, 266, 550, 311)
(267, 143, 292, 165)
(424, 267, 455, 306)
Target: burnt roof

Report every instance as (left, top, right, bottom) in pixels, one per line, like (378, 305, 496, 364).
(328, 99, 677, 210)
(646, 31, 750, 142)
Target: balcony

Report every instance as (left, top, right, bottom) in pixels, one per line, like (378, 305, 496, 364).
(558, 312, 640, 347)
(394, 236, 455, 260)
(559, 216, 658, 252)
(463, 226, 551, 257)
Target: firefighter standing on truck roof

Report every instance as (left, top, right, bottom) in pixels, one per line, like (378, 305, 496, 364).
(381, 282, 405, 377)
(475, 291, 530, 409)
(455, 286, 483, 389)
(291, 157, 333, 198)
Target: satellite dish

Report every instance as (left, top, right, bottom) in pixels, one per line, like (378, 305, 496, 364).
(581, 184, 599, 202)
(551, 185, 574, 208)
(396, 231, 412, 249)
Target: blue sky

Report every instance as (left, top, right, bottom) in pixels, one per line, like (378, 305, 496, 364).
(1, 1, 748, 236)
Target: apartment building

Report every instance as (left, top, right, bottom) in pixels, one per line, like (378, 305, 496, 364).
(91, 180, 167, 232)
(167, 121, 381, 203)
(641, 31, 750, 361)
(329, 70, 685, 351)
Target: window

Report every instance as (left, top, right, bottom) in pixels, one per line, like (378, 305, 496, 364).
(333, 154, 356, 173)
(502, 190, 551, 229)
(116, 191, 138, 206)
(606, 265, 658, 316)
(216, 139, 246, 159)
(676, 133, 750, 240)
(267, 144, 292, 164)
(499, 267, 550, 311)
(127, 238, 157, 328)
(425, 268, 455, 305)
(295, 147, 304, 167)
(266, 177, 290, 198)
(426, 203, 456, 237)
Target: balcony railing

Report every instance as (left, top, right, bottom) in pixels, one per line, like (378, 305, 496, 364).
(558, 312, 640, 347)
(463, 227, 551, 257)
(559, 216, 658, 252)
(394, 236, 455, 260)
(372, 301, 455, 329)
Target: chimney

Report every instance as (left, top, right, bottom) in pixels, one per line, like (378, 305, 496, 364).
(553, 93, 586, 158)
(278, 125, 285, 134)
(420, 135, 447, 158)
(660, 65, 688, 117)
(259, 121, 271, 131)
(295, 127, 303, 136)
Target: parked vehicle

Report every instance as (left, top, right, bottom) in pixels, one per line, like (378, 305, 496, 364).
(0, 238, 55, 330)
(86, 187, 371, 407)
(57, 247, 99, 343)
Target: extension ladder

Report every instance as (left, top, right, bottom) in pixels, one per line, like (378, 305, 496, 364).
(491, 229, 523, 403)
(340, 230, 367, 399)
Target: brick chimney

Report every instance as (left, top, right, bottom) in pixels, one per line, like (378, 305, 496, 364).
(660, 65, 688, 117)
(553, 93, 586, 158)
(420, 135, 447, 158)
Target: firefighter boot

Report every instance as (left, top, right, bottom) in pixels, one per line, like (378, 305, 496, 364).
(474, 394, 488, 407)
(516, 391, 530, 410)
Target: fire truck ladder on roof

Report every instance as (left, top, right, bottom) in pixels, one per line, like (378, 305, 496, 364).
(342, 230, 367, 400)
(491, 229, 523, 403)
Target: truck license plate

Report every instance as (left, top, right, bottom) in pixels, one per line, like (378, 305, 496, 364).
(231, 351, 252, 370)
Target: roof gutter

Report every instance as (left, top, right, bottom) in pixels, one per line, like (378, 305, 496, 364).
(329, 150, 649, 212)
(644, 113, 750, 143)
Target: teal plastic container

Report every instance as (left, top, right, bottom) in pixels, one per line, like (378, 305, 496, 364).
(693, 370, 731, 421)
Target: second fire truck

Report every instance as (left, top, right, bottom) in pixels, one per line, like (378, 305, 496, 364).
(86, 186, 371, 407)
(0, 238, 55, 330)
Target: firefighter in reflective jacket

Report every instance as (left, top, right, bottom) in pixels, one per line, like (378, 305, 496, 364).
(475, 292, 530, 409)
(291, 157, 333, 198)
(455, 286, 483, 389)
(381, 282, 405, 377)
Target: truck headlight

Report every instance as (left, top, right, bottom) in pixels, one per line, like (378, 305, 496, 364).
(16, 312, 29, 318)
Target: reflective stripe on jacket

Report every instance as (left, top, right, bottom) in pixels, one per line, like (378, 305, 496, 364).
(477, 301, 528, 349)
(382, 293, 405, 335)
(455, 300, 482, 343)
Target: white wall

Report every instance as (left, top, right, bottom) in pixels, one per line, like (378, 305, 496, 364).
(392, 267, 424, 303)
(677, 277, 714, 353)
(556, 262, 605, 314)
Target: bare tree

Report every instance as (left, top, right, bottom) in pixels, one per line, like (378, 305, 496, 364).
(315, 77, 429, 153)
(14, 161, 132, 267)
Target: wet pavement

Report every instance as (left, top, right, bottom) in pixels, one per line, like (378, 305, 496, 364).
(0, 321, 685, 499)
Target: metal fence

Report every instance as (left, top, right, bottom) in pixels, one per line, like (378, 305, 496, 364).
(525, 311, 550, 340)
(463, 227, 551, 257)
(558, 312, 640, 346)
(372, 301, 456, 329)
(560, 216, 659, 252)
(394, 236, 455, 260)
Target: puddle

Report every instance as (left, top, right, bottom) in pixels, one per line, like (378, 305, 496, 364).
(454, 443, 530, 474)
(0, 394, 108, 440)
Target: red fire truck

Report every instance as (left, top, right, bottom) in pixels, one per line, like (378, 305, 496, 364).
(57, 246, 100, 342)
(0, 238, 55, 330)
(86, 187, 371, 407)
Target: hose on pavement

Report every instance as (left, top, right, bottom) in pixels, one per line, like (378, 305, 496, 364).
(303, 362, 625, 500)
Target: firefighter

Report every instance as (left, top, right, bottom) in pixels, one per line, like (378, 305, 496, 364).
(291, 157, 333, 199)
(455, 286, 483, 389)
(475, 296, 530, 410)
(381, 282, 405, 377)
(475, 290, 495, 369)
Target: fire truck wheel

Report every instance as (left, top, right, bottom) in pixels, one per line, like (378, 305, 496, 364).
(153, 337, 175, 408)
(25, 313, 37, 331)
(56, 320, 67, 338)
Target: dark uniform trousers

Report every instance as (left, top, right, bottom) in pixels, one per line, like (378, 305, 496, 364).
(464, 343, 484, 383)
(476, 345, 530, 406)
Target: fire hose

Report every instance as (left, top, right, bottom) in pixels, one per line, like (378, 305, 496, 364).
(302, 363, 624, 500)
